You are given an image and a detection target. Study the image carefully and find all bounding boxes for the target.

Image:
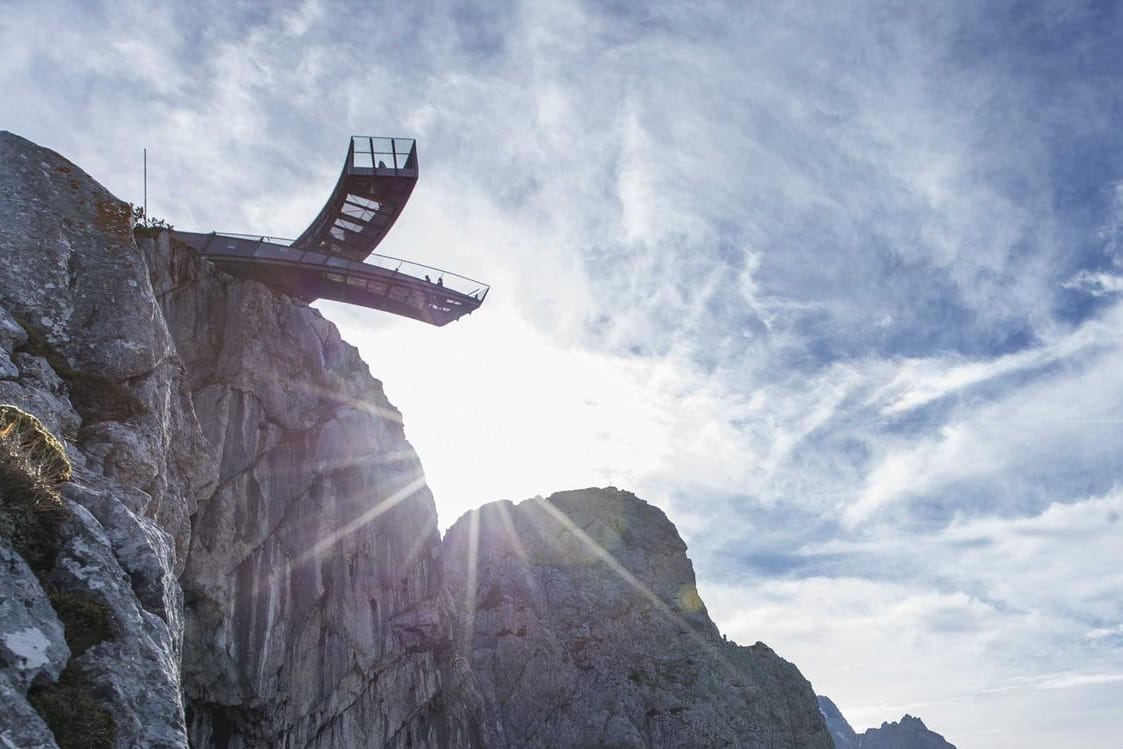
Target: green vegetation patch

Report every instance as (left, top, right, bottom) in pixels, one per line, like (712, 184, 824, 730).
(48, 589, 113, 658)
(0, 406, 117, 748)
(0, 406, 69, 570)
(131, 204, 174, 239)
(27, 664, 116, 749)
(0, 405, 71, 484)
(14, 321, 147, 423)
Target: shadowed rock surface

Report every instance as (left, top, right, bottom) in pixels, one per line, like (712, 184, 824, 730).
(149, 231, 480, 747)
(1, 130, 216, 749)
(817, 696, 857, 749)
(444, 488, 834, 749)
(816, 696, 956, 749)
(0, 131, 479, 748)
(1, 131, 831, 749)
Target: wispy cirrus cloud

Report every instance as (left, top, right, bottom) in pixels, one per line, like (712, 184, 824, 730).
(5, 1, 1123, 746)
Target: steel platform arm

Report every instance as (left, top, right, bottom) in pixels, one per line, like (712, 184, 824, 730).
(169, 135, 489, 326)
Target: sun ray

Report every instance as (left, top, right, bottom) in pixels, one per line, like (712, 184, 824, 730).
(295, 474, 428, 567)
(460, 507, 481, 655)
(397, 501, 440, 576)
(495, 500, 543, 600)
(531, 496, 749, 682)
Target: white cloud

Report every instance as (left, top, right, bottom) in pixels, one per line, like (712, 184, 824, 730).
(6, 3, 1123, 747)
(702, 490, 1123, 745)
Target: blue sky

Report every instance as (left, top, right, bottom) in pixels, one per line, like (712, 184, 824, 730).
(3, 1, 1122, 746)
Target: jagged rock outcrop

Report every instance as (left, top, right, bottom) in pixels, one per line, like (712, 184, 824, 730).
(443, 488, 834, 749)
(1, 130, 218, 748)
(855, 716, 956, 749)
(146, 233, 479, 747)
(816, 696, 956, 749)
(0, 131, 478, 748)
(817, 696, 857, 749)
(1, 131, 834, 749)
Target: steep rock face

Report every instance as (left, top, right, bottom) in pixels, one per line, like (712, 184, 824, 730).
(856, 716, 955, 749)
(146, 233, 480, 747)
(0, 130, 217, 747)
(0, 131, 479, 748)
(816, 696, 956, 749)
(443, 488, 834, 749)
(2, 132, 839, 749)
(816, 696, 857, 749)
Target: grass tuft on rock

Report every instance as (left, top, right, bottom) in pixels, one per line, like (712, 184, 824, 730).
(0, 406, 69, 570)
(0, 404, 71, 483)
(27, 664, 116, 749)
(48, 589, 113, 657)
(0, 406, 117, 748)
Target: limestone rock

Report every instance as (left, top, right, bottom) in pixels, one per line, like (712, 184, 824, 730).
(0, 132, 215, 561)
(1, 130, 837, 749)
(0, 675, 59, 749)
(816, 696, 857, 749)
(443, 488, 834, 749)
(816, 696, 957, 749)
(45, 499, 189, 748)
(0, 130, 478, 748)
(857, 715, 956, 749)
(1, 131, 200, 748)
(146, 233, 479, 747)
(0, 537, 68, 692)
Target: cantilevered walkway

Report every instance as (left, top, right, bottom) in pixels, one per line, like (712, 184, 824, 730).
(172, 137, 488, 326)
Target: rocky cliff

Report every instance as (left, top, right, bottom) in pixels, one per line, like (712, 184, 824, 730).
(816, 696, 956, 749)
(443, 489, 834, 749)
(0, 130, 477, 748)
(817, 697, 857, 749)
(0, 131, 830, 749)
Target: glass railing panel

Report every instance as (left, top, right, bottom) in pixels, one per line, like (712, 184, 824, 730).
(393, 139, 415, 169)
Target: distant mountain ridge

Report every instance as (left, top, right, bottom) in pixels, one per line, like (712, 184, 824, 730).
(817, 696, 957, 749)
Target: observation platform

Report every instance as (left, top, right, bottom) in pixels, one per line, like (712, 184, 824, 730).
(170, 136, 488, 326)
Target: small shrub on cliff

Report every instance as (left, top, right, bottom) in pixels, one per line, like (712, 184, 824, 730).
(27, 665, 116, 749)
(0, 406, 116, 749)
(48, 589, 113, 657)
(0, 406, 69, 569)
(131, 204, 174, 238)
(0, 405, 71, 483)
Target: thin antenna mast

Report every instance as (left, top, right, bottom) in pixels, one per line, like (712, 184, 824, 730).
(143, 148, 147, 222)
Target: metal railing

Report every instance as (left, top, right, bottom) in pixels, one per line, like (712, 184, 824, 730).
(348, 136, 417, 172)
(211, 232, 489, 300)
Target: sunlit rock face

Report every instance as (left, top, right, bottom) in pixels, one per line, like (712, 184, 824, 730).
(816, 696, 957, 749)
(0, 131, 480, 748)
(1, 132, 836, 748)
(443, 488, 834, 749)
(148, 232, 480, 747)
